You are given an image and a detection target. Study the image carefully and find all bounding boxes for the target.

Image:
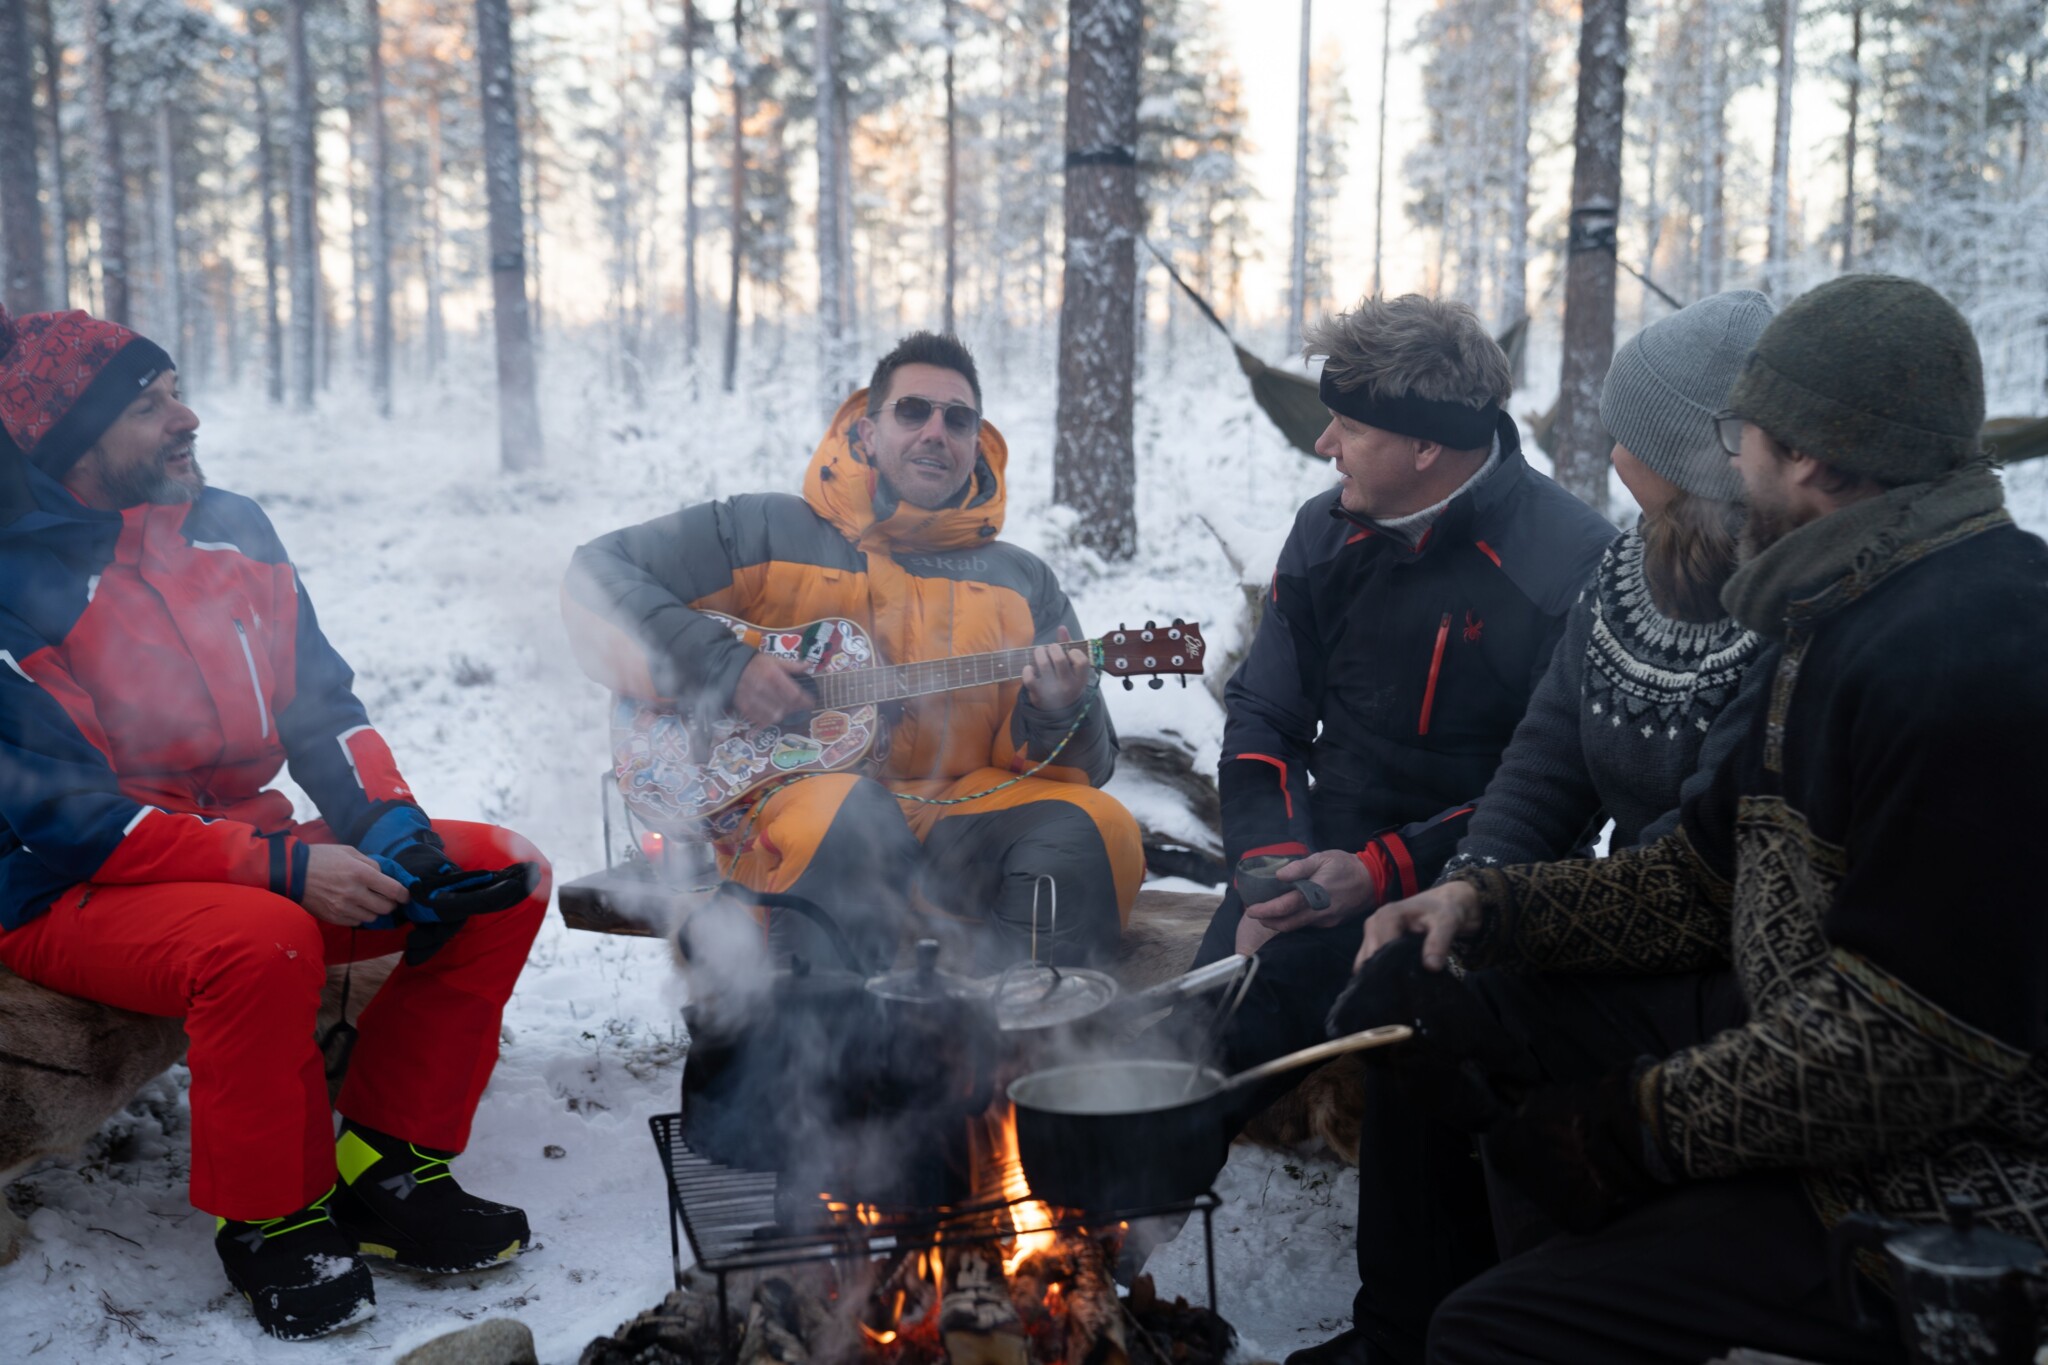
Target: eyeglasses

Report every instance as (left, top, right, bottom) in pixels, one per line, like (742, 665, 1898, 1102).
(886, 396, 982, 438)
(1713, 410, 1747, 458)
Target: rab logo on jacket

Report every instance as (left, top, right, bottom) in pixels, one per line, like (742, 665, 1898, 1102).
(1463, 610, 1484, 644)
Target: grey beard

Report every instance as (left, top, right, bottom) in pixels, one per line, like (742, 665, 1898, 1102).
(105, 447, 205, 508)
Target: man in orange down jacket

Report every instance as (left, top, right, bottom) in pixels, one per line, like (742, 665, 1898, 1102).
(0, 307, 550, 1341)
(564, 332, 1142, 970)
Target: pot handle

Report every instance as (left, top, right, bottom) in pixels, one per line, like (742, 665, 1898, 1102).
(734, 886, 869, 973)
(1222, 1024, 1414, 1091)
(1828, 1211, 1910, 1333)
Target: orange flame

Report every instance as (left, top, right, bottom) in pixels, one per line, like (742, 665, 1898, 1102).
(990, 1106, 1058, 1275)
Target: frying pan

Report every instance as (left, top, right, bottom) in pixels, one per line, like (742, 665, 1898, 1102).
(1006, 1025, 1412, 1211)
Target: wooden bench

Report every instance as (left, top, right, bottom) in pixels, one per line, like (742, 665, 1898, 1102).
(0, 955, 391, 1265)
(556, 862, 1221, 993)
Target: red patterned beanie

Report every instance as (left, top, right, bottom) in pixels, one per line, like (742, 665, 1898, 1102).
(0, 307, 175, 481)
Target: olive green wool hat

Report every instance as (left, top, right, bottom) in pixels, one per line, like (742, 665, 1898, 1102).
(1724, 274, 1984, 485)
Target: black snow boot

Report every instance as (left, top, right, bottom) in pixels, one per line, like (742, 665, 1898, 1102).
(329, 1119, 530, 1273)
(215, 1190, 377, 1341)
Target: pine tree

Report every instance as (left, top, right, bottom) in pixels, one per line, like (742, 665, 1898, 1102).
(1, 0, 47, 313)
(477, 0, 543, 467)
(1553, 0, 1628, 515)
(1054, 0, 1142, 561)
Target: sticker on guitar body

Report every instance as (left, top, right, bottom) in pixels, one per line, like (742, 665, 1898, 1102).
(770, 735, 826, 770)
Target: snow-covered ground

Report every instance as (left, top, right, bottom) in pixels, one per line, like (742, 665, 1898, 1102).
(7, 340, 2047, 1362)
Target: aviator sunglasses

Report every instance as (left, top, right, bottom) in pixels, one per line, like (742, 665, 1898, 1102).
(885, 396, 983, 438)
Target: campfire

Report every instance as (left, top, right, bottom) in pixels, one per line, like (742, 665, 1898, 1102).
(588, 1103, 1235, 1365)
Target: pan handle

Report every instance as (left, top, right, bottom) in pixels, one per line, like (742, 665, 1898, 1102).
(1220, 1025, 1414, 1092)
(1118, 954, 1251, 1013)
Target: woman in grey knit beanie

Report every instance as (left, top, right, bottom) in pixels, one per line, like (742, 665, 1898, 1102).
(1438, 290, 1777, 878)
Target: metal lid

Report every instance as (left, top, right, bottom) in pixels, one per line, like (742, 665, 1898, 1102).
(1889, 1196, 2048, 1275)
(989, 963, 1119, 1030)
(866, 939, 980, 1004)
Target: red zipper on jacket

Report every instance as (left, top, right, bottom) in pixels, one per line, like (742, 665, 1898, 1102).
(1418, 612, 1450, 736)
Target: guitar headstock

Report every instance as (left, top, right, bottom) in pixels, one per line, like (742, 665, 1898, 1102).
(1091, 620, 1206, 690)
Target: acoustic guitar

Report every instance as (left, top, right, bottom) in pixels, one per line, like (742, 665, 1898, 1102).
(611, 612, 1206, 840)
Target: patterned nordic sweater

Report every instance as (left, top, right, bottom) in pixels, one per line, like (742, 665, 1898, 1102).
(1453, 506, 2048, 1246)
(1441, 528, 1771, 878)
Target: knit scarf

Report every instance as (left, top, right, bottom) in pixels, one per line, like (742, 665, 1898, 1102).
(1721, 461, 2008, 640)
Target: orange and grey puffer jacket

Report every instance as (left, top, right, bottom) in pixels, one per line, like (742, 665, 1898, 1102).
(561, 391, 1116, 794)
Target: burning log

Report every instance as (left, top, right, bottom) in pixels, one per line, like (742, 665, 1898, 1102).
(939, 1244, 1030, 1365)
(1062, 1239, 1128, 1365)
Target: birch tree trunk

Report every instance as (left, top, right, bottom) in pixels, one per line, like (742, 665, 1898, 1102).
(680, 0, 698, 362)
(1552, 0, 1627, 516)
(152, 103, 180, 361)
(367, 0, 392, 415)
(88, 0, 128, 323)
(721, 0, 744, 394)
(285, 0, 317, 408)
(815, 0, 850, 408)
(1287, 0, 1310, 341)
(0, 0, 46, 313)
(476, 0, 543, 469)
(32, 0, 67, 307)
(1765, 0, 1798, 296)
(1052, 0, 1141, 562)
(253, 54, 284, 405)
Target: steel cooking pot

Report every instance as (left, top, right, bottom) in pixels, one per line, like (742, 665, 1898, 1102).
(1832, 1194, 2048, 1364)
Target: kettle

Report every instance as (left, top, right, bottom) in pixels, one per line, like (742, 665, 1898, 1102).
(1831, 1194, 2048, 1364)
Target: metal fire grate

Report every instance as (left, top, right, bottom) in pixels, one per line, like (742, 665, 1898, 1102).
(648, 1112, 1221, 1330)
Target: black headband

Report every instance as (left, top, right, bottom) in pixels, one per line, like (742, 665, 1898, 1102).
(1318, 368, 1500, 450)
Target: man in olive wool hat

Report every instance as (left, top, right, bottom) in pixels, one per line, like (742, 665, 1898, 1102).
(1351, 275, 2048, 1363)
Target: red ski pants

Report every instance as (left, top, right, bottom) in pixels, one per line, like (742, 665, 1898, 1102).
(0, 819, 550, 1221)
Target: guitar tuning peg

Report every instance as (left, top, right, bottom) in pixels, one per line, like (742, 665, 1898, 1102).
(1172, 618, 1185, 627)
(1178, 675, 1187, 687)
(1149, 677, 1164, 689)
(1122, 677, 1135, 691)
(1144, 620, 1157, 631)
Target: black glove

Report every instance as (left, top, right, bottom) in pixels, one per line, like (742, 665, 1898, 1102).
(1485, 1067, 1670, 1234)
(392, 849, 539, 965)
(1326, 932, 1540, 1130)
(350, 802, 536, 964)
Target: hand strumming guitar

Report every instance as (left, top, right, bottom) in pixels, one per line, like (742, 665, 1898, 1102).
(1021, 625, 1094, 711)
(732, 653, 813, 726)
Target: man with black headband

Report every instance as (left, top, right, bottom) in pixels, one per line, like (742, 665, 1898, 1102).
(1190, 294, 1612, 1360)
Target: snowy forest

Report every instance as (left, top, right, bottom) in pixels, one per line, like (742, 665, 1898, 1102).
(4, 1, 2048, 1360)
(1, 0, 2044, 538)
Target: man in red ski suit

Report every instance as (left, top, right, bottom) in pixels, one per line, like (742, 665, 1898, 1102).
(0, 307, 550, 1340)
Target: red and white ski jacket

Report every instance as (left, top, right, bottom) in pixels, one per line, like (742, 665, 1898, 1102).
(0, 455, 414, 930)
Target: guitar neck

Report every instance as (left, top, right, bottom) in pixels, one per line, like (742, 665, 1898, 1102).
(811, 643, 1075, 709)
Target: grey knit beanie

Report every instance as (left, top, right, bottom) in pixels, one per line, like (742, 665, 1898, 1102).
(1724, 274, 1983, 485)
(1598, 290, 1774, 502)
